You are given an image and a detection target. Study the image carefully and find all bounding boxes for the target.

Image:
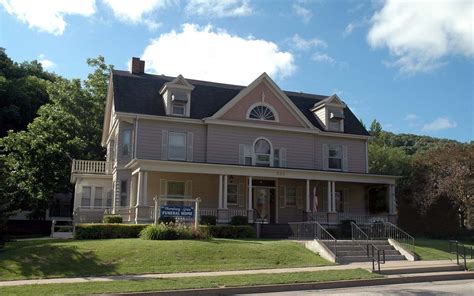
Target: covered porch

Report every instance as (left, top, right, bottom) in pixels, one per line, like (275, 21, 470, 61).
(124, 159, 398, 225)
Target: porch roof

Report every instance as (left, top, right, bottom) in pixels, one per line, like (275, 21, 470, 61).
(125, 159, 399, 185)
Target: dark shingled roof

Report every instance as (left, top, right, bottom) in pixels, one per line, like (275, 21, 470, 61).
(112, 70, 369, 136)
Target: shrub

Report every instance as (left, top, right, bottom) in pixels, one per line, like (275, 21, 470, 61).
(200, 225, 256, 239)
(200, 215, 217, 225)
(74, 224, 148, 239)
(229, 215, 248, 225)
(140, 223, 210, 240)
(103, 215, 123, 224)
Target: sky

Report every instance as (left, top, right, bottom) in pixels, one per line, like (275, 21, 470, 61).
(0, 0, 473, 142)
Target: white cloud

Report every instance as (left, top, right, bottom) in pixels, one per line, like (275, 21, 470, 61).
(102, 0, 170, 22)
(344, 23, 356, 36)
(141, 23, 296, 85)
(38, 54, 56, 69)
(422, 117, 457, 132)
(186, 0, 252, 18)
(0, 0, 96, 35)
(311, 52, 335, 64)
(292, 3, 312, 24)
(287, 34, 327, 51)
(368, 0, 474, 74)
(403, 114, 419, 121)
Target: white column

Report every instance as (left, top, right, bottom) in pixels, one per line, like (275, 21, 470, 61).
(129, 175, 135, 208)
(248, 176, 253, 210)
(327, 180, 332, 212)
(136, 171, 143, 207)
(142, 172, 148, 206)
(389, 184, 396, 214)
(306, 180, 310, 212)
(223, 175, 228, 209)
(332, 181, 336, 213)
(218, 175, 223, 209)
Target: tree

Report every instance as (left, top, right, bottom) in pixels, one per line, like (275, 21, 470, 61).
(369, 119, 382, 138)
(0, 57, 112, 218)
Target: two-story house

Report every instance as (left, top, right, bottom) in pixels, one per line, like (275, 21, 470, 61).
(70, 57, 398, 226)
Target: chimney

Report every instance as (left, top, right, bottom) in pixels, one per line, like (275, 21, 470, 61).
(130, 57, 145, 74)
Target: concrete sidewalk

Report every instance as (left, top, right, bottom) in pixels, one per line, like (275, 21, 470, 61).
(0, 259, 469, 287)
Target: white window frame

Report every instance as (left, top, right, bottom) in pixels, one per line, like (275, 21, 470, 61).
(246, 102, 280, 122)
(167, 180, 185, 198)
(253, 137, 274, 167)
(285, 186, 297, 207)
(94, 187, 104, 207)
(171, 102, 186, 116)
(168, 132, 187, 161)
(328, 144, 343, 171)
(122, 130, 131, 156)
(227, 184, 238, 205)
(81, 186, 92, 208)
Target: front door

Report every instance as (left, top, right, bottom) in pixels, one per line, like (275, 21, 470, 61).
(253, 187, 277, 223)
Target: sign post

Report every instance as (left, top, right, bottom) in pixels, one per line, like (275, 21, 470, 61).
(153, 196, 201, 228)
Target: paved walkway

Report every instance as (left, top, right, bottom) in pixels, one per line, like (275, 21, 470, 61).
(0, 260, 469, 287)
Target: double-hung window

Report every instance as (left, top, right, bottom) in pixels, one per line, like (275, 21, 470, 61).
(120, 181, 128, 207)
(94, 187, 103, 207)
(81, 186, 91, 207)
(167, 181, 185, 197)
(254, 139, 271, 167)
(168, 132, 187, 160)
(227, 184, 238, 205)
(328, 145, 342, 170)
(122, 130, 131, 156)
(285, 187, 297, 207)
(171, 103, 186, 116)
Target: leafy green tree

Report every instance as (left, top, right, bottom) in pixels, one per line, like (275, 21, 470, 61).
(0, 57, 112, 218)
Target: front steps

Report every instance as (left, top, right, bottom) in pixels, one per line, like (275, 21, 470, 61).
(379, 260, 464, 275)
(325, 240, 406, 263)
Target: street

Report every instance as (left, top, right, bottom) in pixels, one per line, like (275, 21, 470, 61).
(238, 280, 474, 295)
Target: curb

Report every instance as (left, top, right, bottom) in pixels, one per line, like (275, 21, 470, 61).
(106, 271, 474, 296)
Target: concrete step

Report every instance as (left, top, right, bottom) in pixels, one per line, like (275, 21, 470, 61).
(380, 263, 464, 275)
(336, 240, 389, 245)
(336, 250, 401, 256)
(329, 245, 396, 252)
(337, 254, 406, 263)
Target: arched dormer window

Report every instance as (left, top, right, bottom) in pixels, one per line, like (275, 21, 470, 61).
(247, 103, 279, 122)
(254, 138, 272, 167)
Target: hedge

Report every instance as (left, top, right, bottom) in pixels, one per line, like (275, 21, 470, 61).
(200, 225, 256, 239)
(102, 215, 123, 224)
(140, 223, 210, 240)
(229, 215, 248, 225)
(200, 215, 217, 225)
(74, 224, 148, 239)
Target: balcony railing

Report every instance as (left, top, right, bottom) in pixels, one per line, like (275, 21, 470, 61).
(71, 159, 112, 175)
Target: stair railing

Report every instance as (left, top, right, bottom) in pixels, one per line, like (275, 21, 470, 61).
(315, 221, 337, 257)
(449, 240, 473, 271)
(367, 243, 386, 273)
(351, 222, 369, 251)
(367, 222, 415, 254)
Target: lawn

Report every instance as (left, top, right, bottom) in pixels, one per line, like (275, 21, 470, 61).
(414, 238, 474, 261)
(0, 269, 379, 296)
(0, 238, 331, 281)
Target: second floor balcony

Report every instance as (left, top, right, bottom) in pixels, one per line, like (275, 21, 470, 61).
(71, 159, 112, 175)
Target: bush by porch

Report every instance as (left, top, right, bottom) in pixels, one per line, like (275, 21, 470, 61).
(0, 238, 331, 281)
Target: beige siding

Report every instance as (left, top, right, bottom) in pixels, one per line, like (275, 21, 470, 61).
(136, 120, 207, 162)
(207, 125, 316, 169)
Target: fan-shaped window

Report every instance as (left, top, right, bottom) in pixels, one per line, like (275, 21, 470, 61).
(254, 139, 271, 167)
(248, 104, 276, 121)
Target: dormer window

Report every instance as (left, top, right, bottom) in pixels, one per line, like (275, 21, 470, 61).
(247, 103, 279, 122)
(172, 102, 186, 116)
(328, 110, 344, 131)
(311, 94, 346, 132)
(159, 75, 194, 117)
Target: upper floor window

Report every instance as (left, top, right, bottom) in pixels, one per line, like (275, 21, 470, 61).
(168, 132, 187, 161)
(247, 103, 278, 121)
(254, 138, 271, 167)
(328, 145, 342, 170)
(170, 90, 189, 116)
(122, 130, 131, 156)
(172, 102, 186, 116)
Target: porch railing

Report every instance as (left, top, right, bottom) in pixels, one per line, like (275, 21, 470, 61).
(351, 222, 369, 250)
(337, 213, 388, 224)
(71, 159, 112, 175)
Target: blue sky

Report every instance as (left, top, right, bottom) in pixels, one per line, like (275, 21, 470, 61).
(1, 0, 473, 142)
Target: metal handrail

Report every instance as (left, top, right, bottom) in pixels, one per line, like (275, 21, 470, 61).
(367, 243, 386, 273)
(351, 222, 369, 251)
(450, 240, 473, 271)
(315, 221, 337, 257)
(383, 222, 415, 253)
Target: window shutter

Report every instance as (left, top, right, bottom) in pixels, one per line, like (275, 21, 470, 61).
(186, 132, 194, 162)
(239, 144, 245, 165)
(342, 145, 348, 172)
(160, 179, 167, 198)
(237, 183, 245, 208)
(185, 180, 193, 197)
(280, 148, 287, 168)
(279, 186, 286, 208)
(322, 144, 329, 170)
(161, 130, 169, 160)
(296, 186, 303, 209)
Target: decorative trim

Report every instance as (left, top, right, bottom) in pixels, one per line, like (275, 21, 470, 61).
(246, 102, 280, 122)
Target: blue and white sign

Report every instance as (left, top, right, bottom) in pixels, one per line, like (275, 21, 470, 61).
(160, 205, 194, 218)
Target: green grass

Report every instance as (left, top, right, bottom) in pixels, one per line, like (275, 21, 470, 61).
(0, 238, 331, 281)
(414, 239, 474, 260)
(0, 269, 379, 296)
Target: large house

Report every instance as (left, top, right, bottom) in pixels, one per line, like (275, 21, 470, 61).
(70, 57, 398, 226)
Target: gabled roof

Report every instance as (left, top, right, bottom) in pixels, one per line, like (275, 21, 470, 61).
(110, 70, 370, 136)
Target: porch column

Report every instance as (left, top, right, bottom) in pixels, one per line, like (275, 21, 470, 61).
(327, 181, 332, 212)
(136, 172, 143, 207)
(332, 181, 336, 213)
(218, 175, 223, 209)
(223, 175, 228, 209)
(305, 180, 311, 212)
(388, 184, 396, 215)
(247, 176, 253, 223)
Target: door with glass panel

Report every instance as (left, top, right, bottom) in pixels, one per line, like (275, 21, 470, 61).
(253, 187, 276, 223)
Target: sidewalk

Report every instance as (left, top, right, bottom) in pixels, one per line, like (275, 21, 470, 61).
(0, 259, 468, 287)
